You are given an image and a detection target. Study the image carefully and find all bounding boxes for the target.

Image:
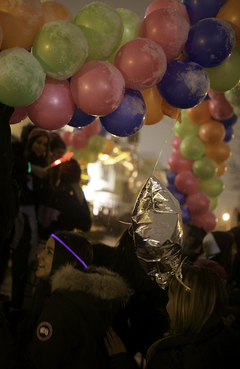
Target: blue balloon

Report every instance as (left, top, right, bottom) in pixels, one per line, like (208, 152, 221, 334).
(167, 170, 177, 185)
(68, 106, 96, 128)
(221, 114, 238, 128)
(100, 89, 146, 137)
(157, 60, 210, 109)
(224, 126, 234, 142)
(167, 184, 187, 205)
(183, 0, 225, 26)
(184, 18, 236, 68)
(180, 205, 192, 224)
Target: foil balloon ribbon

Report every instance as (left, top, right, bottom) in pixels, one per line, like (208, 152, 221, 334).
(131, 175, 190, 291)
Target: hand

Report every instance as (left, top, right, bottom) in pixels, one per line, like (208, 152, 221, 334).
(104, 326, 126, 357)
(31, 164, 48, 178)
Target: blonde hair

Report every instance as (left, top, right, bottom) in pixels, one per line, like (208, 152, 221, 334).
(146, 266, 228, 363)
(168, 265, 228, 336)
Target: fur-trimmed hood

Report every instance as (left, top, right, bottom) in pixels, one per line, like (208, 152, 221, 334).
(51, 264, 129, 301)
(49, 264, 130, 338)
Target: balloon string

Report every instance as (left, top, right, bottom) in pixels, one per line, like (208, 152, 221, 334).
(152, 112, 181, 176)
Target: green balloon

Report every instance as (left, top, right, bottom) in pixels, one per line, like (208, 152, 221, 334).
(193, 157, 217, 180)
(174, 116, 200, 138)
(205, 48, 240, 92)
(0, 47, 45, 107)
(33, 20, 88, 80)
(108, 8, 142, 64)
(180, 135, 205, 160)
(80, 147, 98, 163)
(198, 176, 224, 198)
(74, 2, 123, 61)
(209, 197, 219, 211)
(88, 135, 105, 154)
(225, 83, 240, 107)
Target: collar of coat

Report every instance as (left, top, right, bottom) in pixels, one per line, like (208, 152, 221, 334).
(50, 264, 129, 301)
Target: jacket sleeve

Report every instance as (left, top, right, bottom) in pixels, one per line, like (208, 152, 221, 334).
(109, 352, 140, 369)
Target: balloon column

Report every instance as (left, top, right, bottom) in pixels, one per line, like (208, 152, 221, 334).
(166, 87, 238, 233)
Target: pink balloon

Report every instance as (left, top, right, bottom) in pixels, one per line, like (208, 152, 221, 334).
(9, 107, 28, 124)
(172, 136, 182, 151)
(208, 99, 234, 121)
(82, 119, 101, 138)
(168, 150, 194, 173)
(208, 89, 226, 101)
(70, 61, 125, 116)
(191, 211, 217, 233)
(114, 38, 167, 90)
(174, 171, 199, 194)
(186, 191, 210, 215)
(27, 77, 75, 130)
(139, 8, 190, 62)
(60, 130, 72, 147)
(145, 0, 190, 24)
(70, 130, 88, 150)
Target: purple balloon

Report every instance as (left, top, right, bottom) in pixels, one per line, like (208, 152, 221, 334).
(157, 60, 210, 109)
(224, 126, 234, 142)
(167, 170, 177, 185)
(183, 0, 226, 26)
(100, 89, 146, 137)
(180, 205, 192, 224)
(221, 114, 238, 128)
(68, 105, 96, 128)
(167, 184, 187, 205)
(184, 18, 236, 68)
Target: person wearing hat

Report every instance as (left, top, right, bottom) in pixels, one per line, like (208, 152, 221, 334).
(15, 231, 129, 369)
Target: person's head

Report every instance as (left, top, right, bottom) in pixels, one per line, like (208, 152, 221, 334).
(25, 128, 51, 164)
(36, 230, 93, 280)
(166, 265, 228, 336)
(193, 259, 228, 284)
(182, 224, 206, 257)
(58, 158, 81, 184)
(50, 132, 67, 163)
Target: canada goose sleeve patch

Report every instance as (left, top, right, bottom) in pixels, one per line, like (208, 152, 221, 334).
(36, 321, 53, 341)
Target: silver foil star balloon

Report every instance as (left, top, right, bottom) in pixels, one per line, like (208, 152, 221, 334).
(132, 175, 189, 290)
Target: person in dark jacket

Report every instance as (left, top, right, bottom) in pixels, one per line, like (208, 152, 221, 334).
(38, 158, 92, 240)
(16, 230, 129, 369)
(105, 265, 240, 369)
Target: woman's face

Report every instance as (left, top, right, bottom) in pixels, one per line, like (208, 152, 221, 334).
(36, 237, 55, 280)
(166, 290, 174, 321)
(32, 136, 48, 157)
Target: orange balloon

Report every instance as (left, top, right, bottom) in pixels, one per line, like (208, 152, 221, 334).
(198, 120, 226, 144)
(217, 0, 240, 47)
(42, 1, 74, 24)
(0, 0, 44, 50)
(141, 85, 165, 125)
(204, 142, 232, 163)
(102, 138, 114, 154)
(161, 99, 181, 121)
(216, 161, 227, 177)
(187, 99, 211, 124)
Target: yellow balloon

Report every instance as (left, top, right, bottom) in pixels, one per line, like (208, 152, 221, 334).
(141, 85, 165, 125)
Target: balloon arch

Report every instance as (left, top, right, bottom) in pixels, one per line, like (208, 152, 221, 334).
(1, 0, 240, 233)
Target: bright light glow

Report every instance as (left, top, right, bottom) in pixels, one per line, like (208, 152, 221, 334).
(223, 213, 230, 221)
(54, 159, 61, 165)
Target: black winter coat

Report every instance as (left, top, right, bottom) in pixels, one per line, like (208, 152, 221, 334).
(23, 265, 129, 369)
(109, 321, 240, 369)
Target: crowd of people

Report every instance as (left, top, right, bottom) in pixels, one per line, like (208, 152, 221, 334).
(0, 102, 240, 368)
